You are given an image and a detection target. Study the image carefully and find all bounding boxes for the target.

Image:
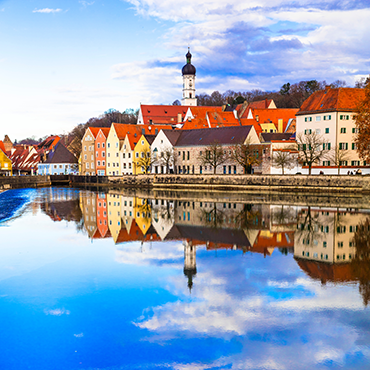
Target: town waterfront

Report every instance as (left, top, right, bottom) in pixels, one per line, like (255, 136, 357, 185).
(1, 187, 370, 369)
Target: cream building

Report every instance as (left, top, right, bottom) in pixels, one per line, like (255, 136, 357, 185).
(296, 87, 369, 174)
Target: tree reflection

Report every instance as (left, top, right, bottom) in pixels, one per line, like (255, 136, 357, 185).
(199, 203, 226, 229)
(234, 204, 261, 232)
(295, 206, 323, 245)
(351, 217, 370, 306)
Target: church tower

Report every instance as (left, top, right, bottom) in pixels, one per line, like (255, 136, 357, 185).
(181, 48, 197, 106)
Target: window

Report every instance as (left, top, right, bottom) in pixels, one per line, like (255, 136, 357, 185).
(97, 161, 101, 166)
(86, 162, 89, 169)
(323, 241, 327, 248)
(102, 161, 105, 166)
(136, 153, 139, 158)
(108, 143, 110, 148)
(323, 161, 331, 166)
(102, 143, 105, 148)
(340, 115, 350, 120)
(323, 115, 331, 120)
(339, 161, 348, 166)
(304, 117, 312, 122)
(339, 142, 348, 150)
(141, 140, 144, 145)
(187, 151, 190, 160)
(340, 128, 346, 133)
(84, 146, 87, 151)
(304, 129, 312, 135)
(352, 128, 359, 134)
(351, 160, 360, 166)
(338, 241, 343, 248)
(316, 116, 321, 121)
(337, 226, 346, 233)
(325, 128, 329, 134)
(352, 143, 358, 150)
(316, 129, 321, 134)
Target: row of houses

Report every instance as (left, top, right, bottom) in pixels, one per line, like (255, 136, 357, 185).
(0, 135, 79, 176)
(82, 86, 369, 176)
(81, 100, 298, 176)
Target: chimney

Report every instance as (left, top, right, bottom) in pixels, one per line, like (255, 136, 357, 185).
(177, 113, 182, 123)
(142, 128, 145, 135)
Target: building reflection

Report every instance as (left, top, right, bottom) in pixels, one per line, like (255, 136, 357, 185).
(38, 188, 370, 304)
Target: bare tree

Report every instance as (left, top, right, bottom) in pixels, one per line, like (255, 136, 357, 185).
(271, 149, 297, 174)
(325, 145, 351, 174)
(198, 141, 228, 174)
(296, 132, 329, 175)
(229, 140, 260, 174)
(160, 147, 176, 173)
(135, 148, 157, 174)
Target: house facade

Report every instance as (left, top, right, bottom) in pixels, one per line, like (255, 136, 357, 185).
(95, 128, 110, 176)
(173, 126, 260, 175)
(296, 87, 368, 174)
(0, 141, 12, 176)
(37, 142, 78, 175)
(81, 127, 100, 175)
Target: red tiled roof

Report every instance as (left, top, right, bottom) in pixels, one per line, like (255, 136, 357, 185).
(248, 99, 274, 110)
(140, 105, 189, 125)
(296, 258, 354, 283)
(207, 111, 240, 127)
(187, 106, 223, 121)
(297, 87, 366, 115)
(241, 108, 298, 132)
(0, 141, 6, 154)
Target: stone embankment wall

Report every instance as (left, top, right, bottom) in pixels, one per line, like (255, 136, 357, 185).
(0, 175, 51, 190)
(70, 174, 370, 194)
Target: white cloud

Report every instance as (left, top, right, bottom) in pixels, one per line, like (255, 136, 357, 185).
(32, 8, 63, 14)
(79, 1, 95, 7)
(44, 308, 70, 316)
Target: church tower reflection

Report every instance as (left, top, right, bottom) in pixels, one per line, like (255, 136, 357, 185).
(184, 240, 197, 292)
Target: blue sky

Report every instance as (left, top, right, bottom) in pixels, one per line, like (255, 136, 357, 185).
(0, 0, 369, 140)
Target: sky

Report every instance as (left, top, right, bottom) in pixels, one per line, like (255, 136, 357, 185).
(0, 0, 369, 141)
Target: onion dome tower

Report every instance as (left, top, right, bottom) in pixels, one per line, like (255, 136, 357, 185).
(181, 48, 197, 106)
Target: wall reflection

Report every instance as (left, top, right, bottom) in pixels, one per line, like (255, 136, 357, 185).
(39, 188, 370, 305)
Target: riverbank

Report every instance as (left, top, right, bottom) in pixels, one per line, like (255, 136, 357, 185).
(0, 175, 51, 190)
(70, 174, 370, 195)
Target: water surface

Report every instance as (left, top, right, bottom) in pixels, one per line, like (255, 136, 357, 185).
(1, 187, 370, 370)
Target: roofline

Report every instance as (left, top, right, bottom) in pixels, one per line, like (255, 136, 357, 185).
(296, 108, 356, 116)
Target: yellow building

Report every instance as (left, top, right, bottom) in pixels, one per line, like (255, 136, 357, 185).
(0, 142, 12, 176)
(133, 197, 152, 235)
(133, 134, 156, 175)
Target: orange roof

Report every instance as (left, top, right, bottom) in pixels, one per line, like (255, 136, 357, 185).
(247, 99, 275, 109)
(187, 106, 223, 120)
(182, 117, 210, 130)
(87, 127, 102, 138)
(98, 127, 110, 139)
(296, 258, 354, 283)
(297, 87, 366, 115)
(0, 141, 6, 154)
(140, 105, 189, 125)
(241, 108, 298, 132)
(208, 111, 240, 127)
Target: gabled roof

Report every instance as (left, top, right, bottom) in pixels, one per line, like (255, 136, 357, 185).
(143, 134, 156, 145)
(297, 87, 366, 115)
(241, 108, 298, 132)
(37, 136, 60, 151)
(161, 130, 182, 146)
(97, 127, 110, 139)
(44, 142, 78, 164)
(186, 106, 223, 120)
(247, 99, 276, 110)
(140, 105, 188, 125)
(175, 126, 253, 147)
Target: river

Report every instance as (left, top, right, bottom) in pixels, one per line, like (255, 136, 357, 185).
(1, 187, 370, 370)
